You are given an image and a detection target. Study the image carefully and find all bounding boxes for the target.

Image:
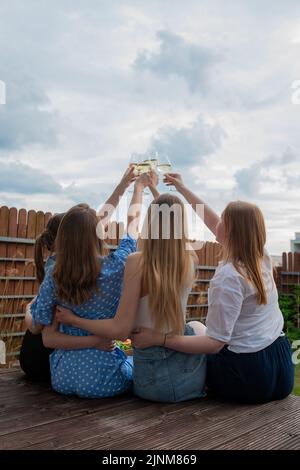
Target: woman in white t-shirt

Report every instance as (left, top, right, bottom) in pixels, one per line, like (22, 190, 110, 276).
(132, 173, 295, 404)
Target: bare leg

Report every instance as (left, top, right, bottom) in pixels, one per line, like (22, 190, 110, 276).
(187, 320, 207, 336)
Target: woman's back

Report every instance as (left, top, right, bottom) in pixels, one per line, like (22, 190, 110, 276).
(134, 250, 195, 334)
(206, 248, 284, 354)
(31, 235, 136, 398)
(134, 285, 192, 333)
(132, 255, 206, 403)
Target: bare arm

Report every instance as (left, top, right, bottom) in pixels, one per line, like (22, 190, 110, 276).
(127, 174, 150, 239)
(98, 166, 136, 226)
(131, 327, 225, 354)
(148, 170, 160, 199)
(25, 300, 44, 335)
(164, 173, 220, 236)
(165, 334, 224, 354)
(56, 254, 142, 341)
(42, 319, 115, 351)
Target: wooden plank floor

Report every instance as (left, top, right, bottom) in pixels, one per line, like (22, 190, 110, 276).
(0, 368, 300, 450)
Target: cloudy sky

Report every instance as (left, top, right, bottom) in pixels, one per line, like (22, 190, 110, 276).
(0, 0, 300, 254)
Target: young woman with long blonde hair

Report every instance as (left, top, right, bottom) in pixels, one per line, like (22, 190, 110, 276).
(57, 192, 207, 402)
(131, 173, 295, 404)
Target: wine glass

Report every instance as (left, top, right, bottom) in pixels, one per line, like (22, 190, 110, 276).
(157, 155, 175, 191)
(137, 155, 151, 194)
(144, 151, 158, 171)
(128, 153, 139, 193)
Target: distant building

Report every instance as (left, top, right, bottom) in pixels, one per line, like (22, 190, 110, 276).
(291, 232, 300, 253)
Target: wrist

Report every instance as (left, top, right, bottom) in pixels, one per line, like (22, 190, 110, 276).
(72, 316, 82, 328)
(134, 182, 144, 191)
(117, 181, 127, 193)
(176, 182, 185, 193)
(158, 332, 166, 347)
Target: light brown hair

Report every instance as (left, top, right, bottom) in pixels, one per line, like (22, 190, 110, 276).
(222, 201, 267, 304)
(34, 213, 65, 284)
(53, 204, 104, 305)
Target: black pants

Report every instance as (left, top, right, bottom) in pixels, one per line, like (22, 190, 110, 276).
(207, 335, 295, 404)
(19, 330, 53, 382)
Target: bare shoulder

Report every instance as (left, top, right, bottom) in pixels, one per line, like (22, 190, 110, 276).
(125, 252, 142, 271)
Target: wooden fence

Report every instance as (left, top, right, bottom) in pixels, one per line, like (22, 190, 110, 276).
(281, 252, 300, 294)
(281, 252, 300, 328)
(0, 206, 221, 366)
(4, 205, 300, 367)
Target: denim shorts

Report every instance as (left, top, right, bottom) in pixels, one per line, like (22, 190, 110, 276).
(133, 324, 207, 403)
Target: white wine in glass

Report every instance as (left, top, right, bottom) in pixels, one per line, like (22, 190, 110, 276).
(157, 163, 171, 174)
(157, 156, 176, 191)
(138, 162, 151, 173)
(136, 158, 151, 194)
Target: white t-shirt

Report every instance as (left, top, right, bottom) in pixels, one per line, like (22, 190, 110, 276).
(205, 249, 284, 353)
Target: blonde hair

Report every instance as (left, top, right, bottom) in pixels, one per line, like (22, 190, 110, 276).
(139, 193, 194, 335)
(222, 201, 267, 305)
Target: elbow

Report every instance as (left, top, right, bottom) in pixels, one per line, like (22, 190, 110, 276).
(208, 339, 225, 354)
(42, 330, 54, 349)
(28, 323, 43, 335)
(210, 344, 224, 354)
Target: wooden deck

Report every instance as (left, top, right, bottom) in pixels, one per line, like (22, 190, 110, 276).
(1, 368, 300, 450)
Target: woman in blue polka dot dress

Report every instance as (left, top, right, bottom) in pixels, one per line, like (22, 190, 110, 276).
(30, 170, 151, 398)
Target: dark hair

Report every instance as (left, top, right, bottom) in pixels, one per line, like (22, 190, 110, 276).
(34, 213, 65, 284)
(53, 204, 104, 306)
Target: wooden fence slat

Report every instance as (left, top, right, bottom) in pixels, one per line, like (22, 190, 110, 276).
(282, 252, 287, 272)
(17, 209, 27, 280)
(8, 208, 18, 238)
(0, 206, 10, 236)
(295, 253, 300, 273)
(288, 252, 293, 273)
(24, 210, 36, 296)
(4, 209, 18, 348)
(27, 210, 37, 239)
(0, 207, 9, 278)
(36, 211, 45, 239)
(17, 209, 27, 239)
(44, 212, 52, 228)
(7, 209, 18, 296)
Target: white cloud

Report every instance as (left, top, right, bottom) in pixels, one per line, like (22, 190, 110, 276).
(134, 30, 218, 93)
(0, 0, 300, 254)
(148, 115, 226, 167)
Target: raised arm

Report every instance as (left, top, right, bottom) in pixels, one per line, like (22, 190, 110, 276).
(127, 173, 150, 239)
(56, 254, 142, 341)
(148, 170, 160, 199)
(164, 173, 220, 236)
(97, 166, 136, 227)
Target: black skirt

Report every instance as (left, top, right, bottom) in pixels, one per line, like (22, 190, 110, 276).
(207, 335, 295, 404)
(19, 330, 53, 382)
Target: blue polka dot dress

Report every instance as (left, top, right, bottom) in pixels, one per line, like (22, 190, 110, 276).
(30, 235, 136, 398)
